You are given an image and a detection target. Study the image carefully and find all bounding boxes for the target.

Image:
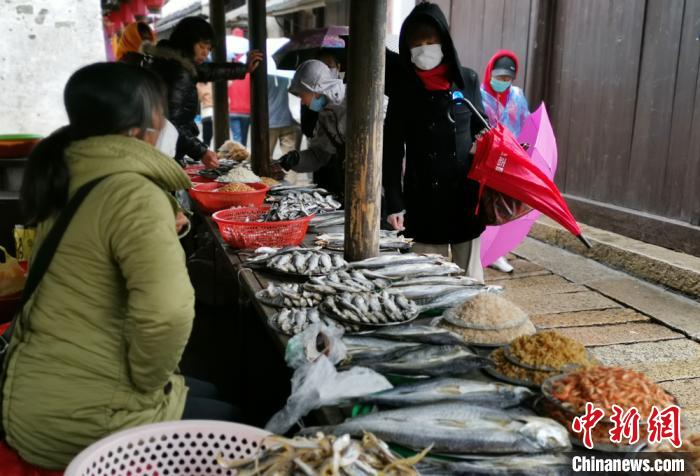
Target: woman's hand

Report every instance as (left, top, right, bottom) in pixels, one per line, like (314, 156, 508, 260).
(202, 150, 219, 169)
(246, 50, 264, 73)
(175, 211, 189, 234)
(387, 212, 405, 231)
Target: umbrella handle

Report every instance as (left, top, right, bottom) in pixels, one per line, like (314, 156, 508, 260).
(452, 91, 491, 130)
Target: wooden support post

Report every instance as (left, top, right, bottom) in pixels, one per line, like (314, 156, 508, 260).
(248, 0, 271, 177)
(344, 0, 387, 261)
(210, 0, 229, 149)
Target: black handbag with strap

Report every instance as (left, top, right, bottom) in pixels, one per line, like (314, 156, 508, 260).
(0, 176, 108, 367)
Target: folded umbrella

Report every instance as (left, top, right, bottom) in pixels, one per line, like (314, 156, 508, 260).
(455, 94, 590, 248)
(480, 104, 557, 266)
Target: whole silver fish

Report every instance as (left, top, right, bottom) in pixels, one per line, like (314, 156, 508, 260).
(363, 262, 463, 280)
(343, 336, 421, 364)
(361, 344, 491, 376)
(349, 253, 446, 269)
(419, 286, 504, 312)
(303, 403, 571, 454)
(416, 454, 571, 476)
(358, 378, 533, 408)
(359, 324, 467, 346)
(392, 275, 481, 287)
(387, 283, 481, 300)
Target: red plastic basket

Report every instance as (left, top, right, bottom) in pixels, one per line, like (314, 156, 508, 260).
(212, 206, 314, 249)
(188, 182, 269, 213)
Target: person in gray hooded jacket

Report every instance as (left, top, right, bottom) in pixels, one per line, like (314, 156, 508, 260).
(279, 60, 347, 200)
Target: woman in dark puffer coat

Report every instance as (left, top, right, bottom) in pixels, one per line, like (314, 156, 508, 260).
(144, 17, 262, 167)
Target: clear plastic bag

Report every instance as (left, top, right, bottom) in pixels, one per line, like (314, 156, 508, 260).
(265, 356, 392, 434)
(285, 323, 347, 369)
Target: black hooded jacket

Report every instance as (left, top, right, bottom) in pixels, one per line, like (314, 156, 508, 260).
(383, 2, 487, 244)
(142, 42, 247, 163)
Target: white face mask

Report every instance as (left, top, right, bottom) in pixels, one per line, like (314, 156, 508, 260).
(410, 44, 443, 71)
(155, 119, 179, 158)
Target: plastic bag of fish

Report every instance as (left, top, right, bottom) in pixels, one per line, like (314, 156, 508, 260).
(321, 291, 419, 326)
(247, 247, 348, 276)
(216, 432, 427, 476)
(269, 307, 361, 336)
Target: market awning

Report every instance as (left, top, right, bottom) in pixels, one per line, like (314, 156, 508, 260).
(266, 0, 326, 16)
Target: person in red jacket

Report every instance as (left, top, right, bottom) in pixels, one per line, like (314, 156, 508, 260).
(228, 55, 251, 146)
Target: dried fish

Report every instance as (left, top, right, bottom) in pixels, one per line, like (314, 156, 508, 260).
(216, 432, 426, 475)
(321, 291, 419, 327)
(360, 344, 492, 377)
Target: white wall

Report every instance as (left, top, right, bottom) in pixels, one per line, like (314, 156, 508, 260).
(0, 0, 106, 135)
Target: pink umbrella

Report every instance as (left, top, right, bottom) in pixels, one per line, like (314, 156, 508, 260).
(480, 104, 557, 266)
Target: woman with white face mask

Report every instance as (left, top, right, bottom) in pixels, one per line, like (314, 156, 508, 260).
(479, 50, 531, 274)
(279, 60, 348, 200)
(383, 2, 488, 282)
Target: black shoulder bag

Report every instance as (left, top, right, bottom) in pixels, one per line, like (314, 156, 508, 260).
(0, 176, 108, 365)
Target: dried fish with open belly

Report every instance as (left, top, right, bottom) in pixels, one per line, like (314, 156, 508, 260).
(321, 291, 419, 327)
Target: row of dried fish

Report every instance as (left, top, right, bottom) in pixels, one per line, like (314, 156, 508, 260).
(308, 210, 345, 231)
(247, 247, 347, 276)
(321, 291, 419, 326)
(257, 271, 390, 308)
(269, 307, 361, 336)
(266, 190, 342, 215)
(314, 230, 413, 252)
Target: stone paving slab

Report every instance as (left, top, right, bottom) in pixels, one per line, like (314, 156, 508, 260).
(484, 258, 551, 282)
(515, 238, 700, 341)
(590, 340, 700, 382)
(503, 283, 588, 301)
(660, 380, 700, 433)
(489, 274, 574, 289)
(661, 379, 700, 410)
(532, 308, 650, 329)
(585, 276, 700, 341)
(557, 323, 683, 347)
(509, 290, 620, 316)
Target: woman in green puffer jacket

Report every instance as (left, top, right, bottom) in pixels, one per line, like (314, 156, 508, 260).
(2, 63, 202, 470)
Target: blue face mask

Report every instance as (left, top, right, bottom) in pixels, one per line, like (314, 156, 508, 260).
(490, 78, 512, 93)
(309, 95, 328, 112)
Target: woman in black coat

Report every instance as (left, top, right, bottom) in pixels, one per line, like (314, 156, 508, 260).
(144, 17, 262, 167)
(383, 2, 487, 281)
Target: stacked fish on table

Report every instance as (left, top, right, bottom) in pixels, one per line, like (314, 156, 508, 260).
(269, 307, 361, 336)
(315, 230, 413, 252)
(247, 247, 347, 276)
(263, 191, 342, 221)
(256, 271, 390, 308)
(321, 291, 419, 326)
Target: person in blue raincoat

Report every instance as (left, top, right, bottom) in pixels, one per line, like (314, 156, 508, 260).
(481, 49, 530, 273)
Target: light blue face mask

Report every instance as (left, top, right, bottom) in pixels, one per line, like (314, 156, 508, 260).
(309, 95, 328, 112)
(490, 78, 512, 93)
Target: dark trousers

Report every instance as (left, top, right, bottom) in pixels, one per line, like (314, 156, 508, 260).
(202, 116, 250, 147)
(182, 377, 240, 421)
(202, 117, 213, 149)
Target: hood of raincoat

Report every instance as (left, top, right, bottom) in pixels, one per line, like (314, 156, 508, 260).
(289, 59, 346, 106)
(398, 2, 465, 90)
(483, 49, 520, 106)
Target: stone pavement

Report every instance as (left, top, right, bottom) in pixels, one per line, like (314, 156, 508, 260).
(488, 237, 700, 433)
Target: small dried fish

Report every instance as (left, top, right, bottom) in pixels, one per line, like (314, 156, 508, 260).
(216, 432, 427, 476)
(321, 291, 419, 327)
(254, 249, 347, 275)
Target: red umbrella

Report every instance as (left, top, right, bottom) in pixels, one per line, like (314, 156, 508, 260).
(454, 93, 591, 248)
